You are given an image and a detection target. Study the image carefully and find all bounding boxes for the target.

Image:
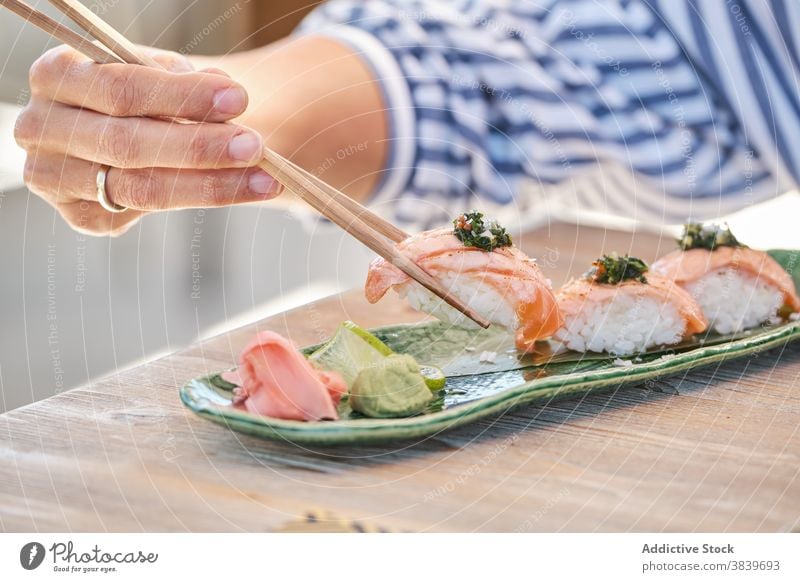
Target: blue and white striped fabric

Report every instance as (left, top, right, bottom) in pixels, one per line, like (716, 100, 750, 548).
(297, 0, 799, 229)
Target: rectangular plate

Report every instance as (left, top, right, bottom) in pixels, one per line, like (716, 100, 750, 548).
(180, 249, 800, 445)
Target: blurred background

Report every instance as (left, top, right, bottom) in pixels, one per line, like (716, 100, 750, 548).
(0, 1, 798, 412)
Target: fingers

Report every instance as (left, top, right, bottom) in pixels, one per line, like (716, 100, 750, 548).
(29, 45, 248, 122)
(23, 152, 282, 212)
(24, 147, 146, 236)
(23, 152, 96, 204)
(144, 48, 195, 73)
(56, 200, 145, 237)
(108, 166, 281, 210)
(16, 100, 264, 169)
(21, 45, 276, 238)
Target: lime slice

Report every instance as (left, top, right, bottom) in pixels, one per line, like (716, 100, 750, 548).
(308, 325, 386, 388)
(340, 321, 394, 356)
(309, 322, 446, 391)
(419, 365, 446, 391)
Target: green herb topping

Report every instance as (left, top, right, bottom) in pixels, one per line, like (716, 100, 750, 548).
(585, 253, 649, 285)
(678, 222, 743, 251)
(452, 211, 512, 252)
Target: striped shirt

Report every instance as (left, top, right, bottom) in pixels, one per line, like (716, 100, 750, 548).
(298, 0, 799, 230)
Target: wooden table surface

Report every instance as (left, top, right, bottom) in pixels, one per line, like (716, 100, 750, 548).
(1, 223, 798, 532)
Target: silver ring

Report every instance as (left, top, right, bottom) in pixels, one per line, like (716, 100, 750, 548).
(96, 165, 127, 213)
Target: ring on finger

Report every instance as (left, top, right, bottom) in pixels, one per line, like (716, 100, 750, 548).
(96, 165, 127, 213)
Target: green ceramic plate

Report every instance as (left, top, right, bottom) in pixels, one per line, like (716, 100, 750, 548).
(180, 249, 800, 445)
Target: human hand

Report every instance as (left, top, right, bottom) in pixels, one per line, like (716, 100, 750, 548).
(15, 45, 281, 236)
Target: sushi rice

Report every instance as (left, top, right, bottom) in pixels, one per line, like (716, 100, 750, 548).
(554, 292, 688, 356)
(399, 274, 519, 331)
(684, 268, 784, 334)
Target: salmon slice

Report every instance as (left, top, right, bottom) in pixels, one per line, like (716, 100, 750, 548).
(652, 247, 800, 311)
(557, 273, 708, 337)
(230, 331, 346, 421)
(364, 228, 563, 351)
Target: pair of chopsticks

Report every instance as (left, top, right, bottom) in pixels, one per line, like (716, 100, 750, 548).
(2, 0, 490, 328)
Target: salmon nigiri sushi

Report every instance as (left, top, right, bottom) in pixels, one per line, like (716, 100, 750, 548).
(365, 211, 562, 351)
(554, 254, 707, 355)
(651, 223, 800, 334)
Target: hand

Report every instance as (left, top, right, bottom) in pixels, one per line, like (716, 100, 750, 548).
(15, 45, 282, 236)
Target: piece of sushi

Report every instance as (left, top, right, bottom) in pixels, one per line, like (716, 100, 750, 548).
(364, 211, 562, 351)
(554, 254, 707, 355)
(651, 223, 800, 334)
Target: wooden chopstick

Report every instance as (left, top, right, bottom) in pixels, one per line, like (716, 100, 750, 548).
(3, 0, 491, 328)
(47, 0, 160, 68)
(278, 155, 409, 243)
(0, 0, 123, 64)
(258, 148, 490, 326)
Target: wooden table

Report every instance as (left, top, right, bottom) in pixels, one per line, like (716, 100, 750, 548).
(1, 223, 798, 532)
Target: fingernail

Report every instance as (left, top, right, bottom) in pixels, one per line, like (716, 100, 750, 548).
(213, 87, 247, 115)
(248, 170, 277, 196)
(228, 132, 262, 162)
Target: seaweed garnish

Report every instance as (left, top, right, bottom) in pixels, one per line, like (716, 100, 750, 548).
(678, 222, 743, 251)
(585, 253, 649, 285)
(453, 211, 512, 252)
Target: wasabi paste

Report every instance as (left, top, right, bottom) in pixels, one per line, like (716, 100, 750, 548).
(349, 355, 432, 418)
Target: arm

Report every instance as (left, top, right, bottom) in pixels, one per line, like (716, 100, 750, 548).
(192, 35, 388, 201)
